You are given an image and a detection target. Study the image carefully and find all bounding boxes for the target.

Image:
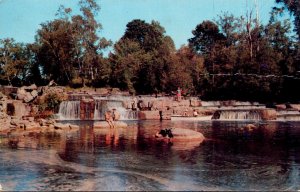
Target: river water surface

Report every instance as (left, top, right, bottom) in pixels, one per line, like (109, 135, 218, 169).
(1, 120, 300, 191)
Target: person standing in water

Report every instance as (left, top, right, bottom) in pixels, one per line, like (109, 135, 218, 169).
(176, 87, 182, 101)
(105, 110, 114, 128)
(193, 109, 199, 117)
(112, 108, 121, 121)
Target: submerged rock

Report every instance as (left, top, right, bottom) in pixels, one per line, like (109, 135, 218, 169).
(155, 128, 205, 142)
(244, 123, 257, 131)
(94, 121, 128, 128)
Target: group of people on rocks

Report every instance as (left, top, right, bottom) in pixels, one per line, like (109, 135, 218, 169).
(183, 109, 199, 117)
(104, 108, 120, 128)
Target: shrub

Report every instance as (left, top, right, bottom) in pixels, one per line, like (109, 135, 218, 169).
(44, 93, 62, 112)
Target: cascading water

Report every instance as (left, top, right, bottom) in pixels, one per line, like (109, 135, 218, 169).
(57, 98, 138, 120)
(94, 99, 137, 120)
(58, 101, 81, 120)
(277, 110, 300, 121)
(214, 110, 262, 121)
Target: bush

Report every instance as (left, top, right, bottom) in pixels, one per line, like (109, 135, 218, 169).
(44, 93, 62, 112)
(38, 92, 63, 113)
(70, 77, 84, 88)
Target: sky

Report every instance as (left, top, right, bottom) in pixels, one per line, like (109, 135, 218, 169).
(0, 0, 285, 49)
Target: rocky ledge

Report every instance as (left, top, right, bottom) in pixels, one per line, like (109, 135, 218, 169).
(93, 121, 128, 129)
(155, 128, 205, 142)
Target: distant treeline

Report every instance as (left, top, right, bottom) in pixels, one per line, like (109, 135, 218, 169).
(0, 0, 299, 103)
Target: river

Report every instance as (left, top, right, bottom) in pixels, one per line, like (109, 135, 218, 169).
(1, 120, 300, 191)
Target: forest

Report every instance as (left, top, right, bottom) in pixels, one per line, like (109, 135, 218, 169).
(0, 0, 299, 103)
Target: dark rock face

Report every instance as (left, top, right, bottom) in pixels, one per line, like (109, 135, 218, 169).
(80, 99, 95, 120)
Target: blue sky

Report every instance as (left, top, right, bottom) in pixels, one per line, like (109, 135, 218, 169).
(0, 0, 283, 49)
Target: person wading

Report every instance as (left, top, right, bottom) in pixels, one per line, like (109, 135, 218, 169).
(105, 110, 114, 128)
(112, 108, 120, 121)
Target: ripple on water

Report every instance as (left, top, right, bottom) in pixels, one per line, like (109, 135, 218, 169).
(1, 121, 300, 191)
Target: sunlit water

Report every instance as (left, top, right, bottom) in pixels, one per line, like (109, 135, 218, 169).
(1, 120, 300, 191)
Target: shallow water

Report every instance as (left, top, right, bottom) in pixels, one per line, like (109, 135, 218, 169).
(1, 120, 300, 191)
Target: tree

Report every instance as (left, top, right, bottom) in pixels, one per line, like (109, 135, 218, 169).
(110, 19, 175, 94)
(265, 18, 294, 74)
(34, 0, 111, 86)
(109, 39, 150, 94)
(35, 19, 75, 85)
(72, 0, 111, 86)
(0, 38, 33, 86)
(275, 0, 300, 40)
(188, 12, 297, 101)
(274, 0, 300, 75)
(122, 19, 164, 52)
(189, 20, 225, 55)
(166, 46, 205, 95)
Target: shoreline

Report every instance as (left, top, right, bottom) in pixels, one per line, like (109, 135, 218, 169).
(1, 85, 300, 138)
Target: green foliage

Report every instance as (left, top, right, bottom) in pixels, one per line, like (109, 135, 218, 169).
(189, 20, 226, 55)
(34, 0, 111, 86)
(0, 38, 35, 86)
(1, 0, 300, 102)
(71, 77, 84, 88)
(41, 93, 63, 112)
(275, 0, 300, 40)
(188, 12, 299, 102)
(110, 19, 177, 94)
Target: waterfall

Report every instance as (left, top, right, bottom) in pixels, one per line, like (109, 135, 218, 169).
(214, 110, 261, 121)
(57, 98, 137, 120)
(277, 110, 300, 121)
(94, 99, 137, 120)
(58, 101, 80, 120)
(277, 115, 300, 121)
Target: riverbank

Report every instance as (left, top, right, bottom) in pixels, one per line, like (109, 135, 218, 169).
(1, 84, 300, 138)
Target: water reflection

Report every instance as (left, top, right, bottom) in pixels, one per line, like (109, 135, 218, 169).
(1, 121, 300, 191)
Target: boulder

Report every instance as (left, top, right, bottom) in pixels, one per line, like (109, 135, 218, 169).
(24, 84, 37, 91)
(10, 119, 20, 126)
(23, 91, 35, 103)
(48, 80, 57, 87)
(151, 100, 165, 111)
(38, 122, 77, 134)
(190, 99, 202, 107)
(25, 122, 40, 130)
(38, 118, 47, 126)
(156, 128, 205, 142)
(8, 101, 30, 118)
(69, 124, 80, 129)
(111, 88, 122, 95)
(16, 88, 27, 100)
(177, 100, 190, 107)
(276, 104, 286, 110)
(244, 123, 257, 131)
(22, 116, 34, 122)
(172, 107, 191, 116)
(96, 88, 110, 95)
(290, 104, 300, 111)
(138, 111, 160, 120)
(46, 119, 56, 125)
(31, 90, 38, 98)
(94, 121, 127, 128)
(260, 109, 277, 120)
(54, 123, 70, 130)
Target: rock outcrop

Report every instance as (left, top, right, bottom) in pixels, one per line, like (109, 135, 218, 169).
(155, 128, 205, 141)
(260, 109, 277, 120)
(94, 121, 128, 128)
(16, 85, 38, 103)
